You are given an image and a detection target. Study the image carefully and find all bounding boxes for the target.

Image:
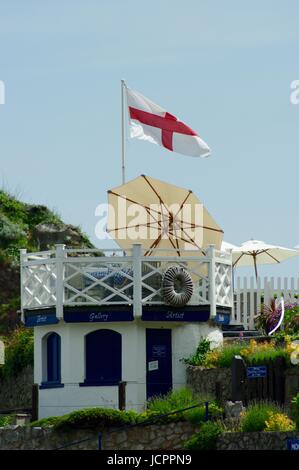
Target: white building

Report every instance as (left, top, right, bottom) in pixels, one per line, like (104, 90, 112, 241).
(20, 244, 233, 419)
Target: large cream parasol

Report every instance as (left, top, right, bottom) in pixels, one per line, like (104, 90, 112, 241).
(107, 175, 223, 255)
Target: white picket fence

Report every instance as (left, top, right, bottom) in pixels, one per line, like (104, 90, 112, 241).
(232, 276, 299, 330)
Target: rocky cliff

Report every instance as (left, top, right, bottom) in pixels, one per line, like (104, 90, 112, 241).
(0, 190, 94, 333)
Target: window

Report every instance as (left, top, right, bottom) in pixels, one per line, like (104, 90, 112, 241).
(81, 329, 121, 386)
(40, 332, 63, 389)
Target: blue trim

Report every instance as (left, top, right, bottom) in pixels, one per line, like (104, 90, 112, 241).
(39, 382, 64, 389)
(142, 305, 210, 322)
(79, 381, 119, 387)
(64, 306, 133, 323)
(25, 309, 58, 327)
(215, 312, 231, 325)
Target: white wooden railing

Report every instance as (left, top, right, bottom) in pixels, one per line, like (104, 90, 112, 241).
(232, 276, 299, 330)
(20, 244, 233, 318)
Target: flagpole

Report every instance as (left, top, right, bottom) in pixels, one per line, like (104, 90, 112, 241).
(121, 79, 126, 184)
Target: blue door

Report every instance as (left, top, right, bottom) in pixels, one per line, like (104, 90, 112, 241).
(84, 329, 121, 385)
(146, 328, 172, 399)
(47, 333, 61, 383)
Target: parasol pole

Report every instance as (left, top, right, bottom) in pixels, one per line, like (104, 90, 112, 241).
(121, 79, 126, 184)
(253, 253, 258, 281)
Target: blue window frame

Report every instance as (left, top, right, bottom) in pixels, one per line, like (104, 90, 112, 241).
(40, 332, 63, 389)
(81, 329, 121, 386)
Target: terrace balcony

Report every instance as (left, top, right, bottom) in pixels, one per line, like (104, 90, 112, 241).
(20, 244, 233, 325)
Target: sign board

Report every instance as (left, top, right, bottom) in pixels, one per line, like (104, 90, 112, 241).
(0, 340, 5, 365)
(64, 306, 133, 323)
(25, 310, 59, 327)
(142, 305, 210, 322)
(246, 366, 267, 378)
(287, 439, 299, 451)
(215, 312, 230, 325)
(153, 345, 167, 358)
(148, 360, 159, 371)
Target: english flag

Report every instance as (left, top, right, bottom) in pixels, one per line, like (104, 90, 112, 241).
(125, 85, 211, 158)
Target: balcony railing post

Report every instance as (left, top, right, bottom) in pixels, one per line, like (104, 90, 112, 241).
(132, 243, 142, 317)
(20, 249, 27, 323)
(55, 244, 66, 319)
(208, 244, 216, 318)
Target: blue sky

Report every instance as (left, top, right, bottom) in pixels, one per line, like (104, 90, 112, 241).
(0, 0, 299, 278)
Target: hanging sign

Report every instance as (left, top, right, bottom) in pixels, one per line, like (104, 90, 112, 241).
(148, 360, 159, 371)
(246, 366, 267, 378)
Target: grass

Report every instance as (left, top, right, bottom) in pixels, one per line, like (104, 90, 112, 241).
(147, 388, 223, 425)
(184, 338, 295, 369)
(184, 421, 223, 450)
(240, 401, 284, 432)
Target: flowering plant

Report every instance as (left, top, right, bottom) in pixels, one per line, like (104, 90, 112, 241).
(265, 412, 295, 432)
(255, 299, 299, 335)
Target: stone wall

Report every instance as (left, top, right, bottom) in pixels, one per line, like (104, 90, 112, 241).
(0, 365, 33, 411)
(186, 365, 232, 403)
(187, 365, 299, 405)
(0, 421, 197, 450)
(217, 431, 299, 450)
(285, 368, 299, 405)
(1, 423, 298, 450)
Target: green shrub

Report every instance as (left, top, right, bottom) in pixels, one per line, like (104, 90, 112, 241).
(0, 213, 27, 250)
(30, 416, 61, 428)
(183, 338, 211, 366)
(0, 297, 21, 334)
(184, 421, 222, 450)
(0, 415, 13, 427)
(211, 343, 244, 368)
(32, 408, 139, 431)
(240, 402, 282, 432)
(0, 327, 34, 378)
(147, 388, 196, 414)
(147, 388, 222, 424)
(291, 393, 299, 430)
(284, 305, 299, 335)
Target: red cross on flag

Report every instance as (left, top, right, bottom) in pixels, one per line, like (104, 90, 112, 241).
(125, 86, 211, 158)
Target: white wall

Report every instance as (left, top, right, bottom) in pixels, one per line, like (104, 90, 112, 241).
(35, 321, 147, 418)
(34, 320, 223, 419)
(172, 323, 223, 390)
